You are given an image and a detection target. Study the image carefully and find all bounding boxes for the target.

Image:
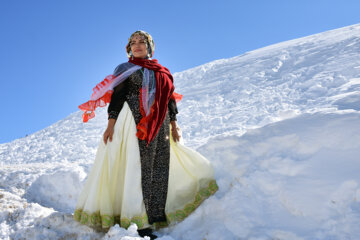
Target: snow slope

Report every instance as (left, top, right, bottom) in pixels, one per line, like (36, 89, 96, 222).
(1, 23, 360, 239)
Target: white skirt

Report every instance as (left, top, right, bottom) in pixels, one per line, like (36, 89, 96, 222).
(74, 102, 218, 230)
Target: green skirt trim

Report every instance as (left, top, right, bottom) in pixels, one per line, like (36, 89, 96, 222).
(73, 179, 219, 230)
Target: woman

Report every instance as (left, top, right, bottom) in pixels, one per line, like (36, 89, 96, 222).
(74, 30, 218, 239)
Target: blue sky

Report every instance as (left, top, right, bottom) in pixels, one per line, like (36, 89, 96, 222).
(1, 0, 360, 143)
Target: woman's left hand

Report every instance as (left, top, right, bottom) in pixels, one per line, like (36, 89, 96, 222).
(170, 121, 180, 142)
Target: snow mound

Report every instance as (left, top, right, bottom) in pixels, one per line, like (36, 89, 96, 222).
(164, 112, 360, 240)
(174, 24, 360, 147)
(25, 169, 86, 213)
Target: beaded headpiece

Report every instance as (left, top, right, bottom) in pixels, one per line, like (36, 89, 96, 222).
(126, 30, 155, 58)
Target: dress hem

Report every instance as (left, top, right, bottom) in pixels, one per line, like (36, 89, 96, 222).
(73, 179, 219, 231)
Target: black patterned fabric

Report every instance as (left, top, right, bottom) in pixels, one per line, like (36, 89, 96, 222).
(107, 68, 178, 224)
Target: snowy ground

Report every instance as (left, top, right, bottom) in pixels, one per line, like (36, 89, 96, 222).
(1, 23, 360, 239)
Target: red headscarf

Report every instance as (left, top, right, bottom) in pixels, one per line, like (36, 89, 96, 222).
(129, 57, 182, 144)
(79, 57, 183, 145)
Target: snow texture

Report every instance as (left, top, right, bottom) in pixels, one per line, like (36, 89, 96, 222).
(1, 23, 360, 239)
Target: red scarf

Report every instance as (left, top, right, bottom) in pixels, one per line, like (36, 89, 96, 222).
(129, 57, 181, 145)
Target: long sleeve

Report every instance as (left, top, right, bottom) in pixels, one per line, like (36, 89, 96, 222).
(107, 64, 130, 120)
(168, 98, 178, 121)
(107, 81, 128, 120)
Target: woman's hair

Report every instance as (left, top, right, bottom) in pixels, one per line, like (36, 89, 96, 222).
(126, 30, 155, 58)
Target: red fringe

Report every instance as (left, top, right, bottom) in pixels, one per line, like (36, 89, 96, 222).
(171, 92, 183, 102)
(79, 90, 114, 122)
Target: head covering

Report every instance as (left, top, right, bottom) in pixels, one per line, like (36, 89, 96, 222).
(126, 30, 155, 58)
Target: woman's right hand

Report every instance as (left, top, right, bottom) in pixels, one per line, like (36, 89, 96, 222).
(103, 126, 114, 144)
(103, 119, 116, 144)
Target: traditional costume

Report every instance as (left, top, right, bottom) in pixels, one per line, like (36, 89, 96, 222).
(74, 31, 218, 233)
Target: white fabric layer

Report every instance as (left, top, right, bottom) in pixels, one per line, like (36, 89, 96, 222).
(75, 102, 216, 229)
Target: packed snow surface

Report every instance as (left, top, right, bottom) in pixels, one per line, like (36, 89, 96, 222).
(1, 23, 360, 239)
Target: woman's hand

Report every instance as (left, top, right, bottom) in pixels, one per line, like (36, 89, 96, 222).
(170, 121, 180, 142)
(103, 119, 116, 144)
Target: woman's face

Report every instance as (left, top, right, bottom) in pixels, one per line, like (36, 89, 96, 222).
(130, 34, 148, 58)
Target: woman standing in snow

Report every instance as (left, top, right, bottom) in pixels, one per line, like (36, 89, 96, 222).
(74, 30, 218, 239)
